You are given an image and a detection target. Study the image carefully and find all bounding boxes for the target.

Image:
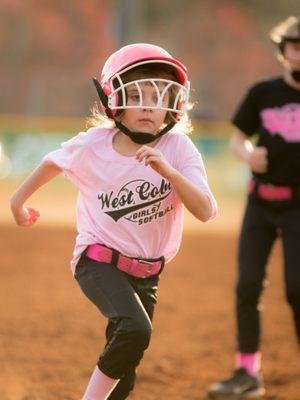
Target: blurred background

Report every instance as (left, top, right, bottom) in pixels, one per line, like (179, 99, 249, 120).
(2, 3, 300, 400)
(0, 0, 299, 227)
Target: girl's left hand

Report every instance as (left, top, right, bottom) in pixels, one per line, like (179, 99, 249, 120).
(136, 145, 176, 179)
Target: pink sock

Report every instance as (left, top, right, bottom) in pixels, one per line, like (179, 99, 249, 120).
(236, 352, 261, 377)
(82, 366, 120, 400)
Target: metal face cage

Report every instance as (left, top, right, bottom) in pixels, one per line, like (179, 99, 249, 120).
(106, 60, 190, 115)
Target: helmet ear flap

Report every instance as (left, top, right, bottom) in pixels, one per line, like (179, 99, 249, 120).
(93, 77, 128, 119)
(93, 78, 113, 119)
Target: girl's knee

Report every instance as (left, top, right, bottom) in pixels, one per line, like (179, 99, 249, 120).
(130, 318, 152, 348)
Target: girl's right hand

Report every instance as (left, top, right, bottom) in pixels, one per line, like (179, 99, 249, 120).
(246, 146, 268, 173)
(11, 205, 40, 227)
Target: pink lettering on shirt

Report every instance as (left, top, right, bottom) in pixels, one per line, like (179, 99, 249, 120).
(260, 103, 300, 142)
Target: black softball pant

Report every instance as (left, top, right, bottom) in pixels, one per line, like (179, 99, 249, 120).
(75, 251, 160, 400)
(237, 198, 300, 353)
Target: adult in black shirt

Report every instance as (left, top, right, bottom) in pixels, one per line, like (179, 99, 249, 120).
(207, 16, 300, 399)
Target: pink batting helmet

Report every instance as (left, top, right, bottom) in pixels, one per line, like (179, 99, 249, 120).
(98, 43, 190, 118)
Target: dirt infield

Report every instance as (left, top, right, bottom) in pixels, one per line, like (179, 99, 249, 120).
(1, 225, 299, 400)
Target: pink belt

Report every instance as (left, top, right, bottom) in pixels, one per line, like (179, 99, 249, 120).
(86, 244, 164, 279)
(249, 179, 299, 201)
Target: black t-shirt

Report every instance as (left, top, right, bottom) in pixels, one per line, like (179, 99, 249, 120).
(232, 77, 300, 185)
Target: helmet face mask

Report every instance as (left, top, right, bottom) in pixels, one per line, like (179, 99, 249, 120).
(106, 61, 190, 118)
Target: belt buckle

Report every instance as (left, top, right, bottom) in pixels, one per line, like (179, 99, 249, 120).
(138, 259, 153, 278)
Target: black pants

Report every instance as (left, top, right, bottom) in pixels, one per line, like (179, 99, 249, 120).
(75, 251, 160, 400)
(237, 198, 300, 352)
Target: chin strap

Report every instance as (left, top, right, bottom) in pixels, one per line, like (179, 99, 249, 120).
(93, 78, 175, 144)
(114, 120, 175, 144)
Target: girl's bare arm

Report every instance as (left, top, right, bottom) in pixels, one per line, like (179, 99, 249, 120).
(10, 162, 62, 226)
